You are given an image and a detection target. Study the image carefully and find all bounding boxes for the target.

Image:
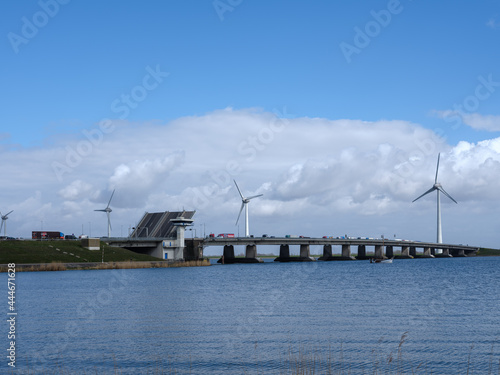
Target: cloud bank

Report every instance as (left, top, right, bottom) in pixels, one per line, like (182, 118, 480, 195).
(2, 108, 500, 248)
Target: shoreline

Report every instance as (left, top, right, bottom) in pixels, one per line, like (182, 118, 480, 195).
(0, 259, 211, 272)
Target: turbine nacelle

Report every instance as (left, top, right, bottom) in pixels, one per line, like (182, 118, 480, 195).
(95, 189, 115, 237)
(412, 153, 457, 244)
(233, 180, 263, 237)
(0, 210, 13, 236)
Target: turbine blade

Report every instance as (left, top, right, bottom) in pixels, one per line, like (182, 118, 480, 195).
(5, 210, 13, 217)
(438, 186, 458, 204)
(107, 189, 115, 208)
(235, 202, 245, 225)
(95, 209, 106, 212)
(0, 221, 4, 232)
(247, 194, 263, 200)
(233, 180, 245, 200)
(412, 186, 437, 203)
(435, 153, 440, 183)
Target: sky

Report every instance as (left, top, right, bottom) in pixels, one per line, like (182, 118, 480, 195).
(1, 0, 500, 251)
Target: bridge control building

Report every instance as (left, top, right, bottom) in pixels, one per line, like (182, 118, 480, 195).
(110, 210, 197, 260)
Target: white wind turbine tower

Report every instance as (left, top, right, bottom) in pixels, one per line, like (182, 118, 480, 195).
(412, 153, 457, 244)
(95, 190, 115, 238)
(234, 180, 263, 237)
(0, 210, 13, 237)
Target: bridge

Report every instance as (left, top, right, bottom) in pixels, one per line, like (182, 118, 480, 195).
(106, 235, 479, 262)
(201, 237, 480, 263)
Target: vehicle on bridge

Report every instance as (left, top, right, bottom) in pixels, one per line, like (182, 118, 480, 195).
(217, 233, 235, 238)
(32, 231, 64, 240)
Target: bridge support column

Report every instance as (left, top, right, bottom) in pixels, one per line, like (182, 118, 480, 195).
(435, 247, 452, 257)
(339, 244, 355, 260)
(385, 245, 394, 258)
(398, 246, 413, 259)
(374, 245, 385, 259)
(455, 249, 466, 257)
(280, 244, 290, 258)
(422, 247, 434, 258)
(218, 245, 235, 263)
(410, 247, 416, 257)
(318, 244, 333, 260)
(342, 244, 350, 257)
(246, 244, 257, 258)
(275, 244, 295, 262)
(300, 244, 315, 261)
(243, 244, 263, 262)
(218, 244, 262, 263)
(356, 245, 367, 260)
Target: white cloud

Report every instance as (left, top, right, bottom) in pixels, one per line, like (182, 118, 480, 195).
(434, 110, 500, 132)
(59, 180, 94, 201)
(2, 108, 500, 247)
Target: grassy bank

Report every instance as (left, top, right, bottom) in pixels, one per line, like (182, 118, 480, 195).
(477, 247, 500, 256)
(0, 240, 210, 271)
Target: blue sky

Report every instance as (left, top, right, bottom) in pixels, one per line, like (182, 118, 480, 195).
(1, 1, 500, 249)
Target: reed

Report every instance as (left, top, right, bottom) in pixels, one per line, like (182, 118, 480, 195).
(9, 332, 500, 374)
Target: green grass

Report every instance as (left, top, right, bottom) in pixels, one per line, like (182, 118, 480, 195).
(477, 247, 500, 256)
(0, 240, 161, 264)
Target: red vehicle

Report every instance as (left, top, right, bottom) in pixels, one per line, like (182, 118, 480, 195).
(217, 233, 235, 238)
(32, 231, 64, 240)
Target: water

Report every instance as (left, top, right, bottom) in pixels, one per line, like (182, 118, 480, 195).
(9, 257, 500, 374)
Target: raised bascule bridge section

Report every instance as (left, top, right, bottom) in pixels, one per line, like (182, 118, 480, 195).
(106, 210, 197, 260)
(202, 237, 480, 263)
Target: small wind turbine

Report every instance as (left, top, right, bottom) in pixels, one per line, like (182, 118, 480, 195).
(95, 190, 115, 238)
(234, 180, 263, 237)
(412, 153, 457, 244)
(0, 211, 13, 237)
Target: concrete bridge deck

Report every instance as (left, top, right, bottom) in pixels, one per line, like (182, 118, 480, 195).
(202, 237, 479, 263)
(107, 236, 479, 262)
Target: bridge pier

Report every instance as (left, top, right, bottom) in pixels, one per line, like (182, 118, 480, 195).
(422, 247, 435, 258)
(374, 245, 386, 259)
(356, 245, 368, 260)
(275, 244, 315, 262)
(397, 246, 413, 259)
(318, 244, 333, 260)
(435, 247, 452, 257)
(300, 244, 315, 261)
(385, 245, 394, 258)
(410, 246, 416, 257)
(245, 244, 264, 262)
(218, 245, 235, 263)
(218, 244, 262, 263)
(318, 244, 355, 261)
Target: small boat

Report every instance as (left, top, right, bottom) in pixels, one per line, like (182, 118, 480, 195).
(371, 258, 393, 263)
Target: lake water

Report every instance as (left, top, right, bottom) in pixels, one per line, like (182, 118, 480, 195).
(9, 256, 500, 374)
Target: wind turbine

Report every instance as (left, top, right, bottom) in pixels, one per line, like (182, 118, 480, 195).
(95, 190, 115, 238)
(234, 180, 263, 237)
(412, 153, 457, 244)
(0, 211, 13, 237)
